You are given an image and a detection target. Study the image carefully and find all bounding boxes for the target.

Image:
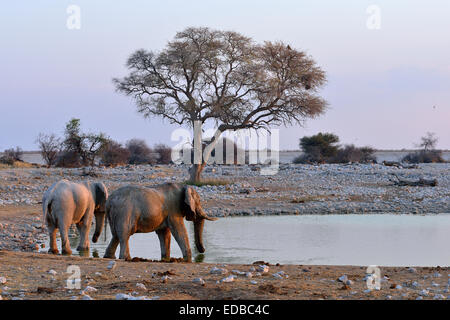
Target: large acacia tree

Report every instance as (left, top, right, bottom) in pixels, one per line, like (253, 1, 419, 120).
(114, 27, 328, 181)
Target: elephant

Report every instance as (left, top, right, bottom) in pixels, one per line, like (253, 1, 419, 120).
(104, 183, 217, 262)
(42, 179, 108, 255)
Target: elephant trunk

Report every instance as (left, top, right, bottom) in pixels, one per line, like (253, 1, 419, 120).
(92, 212, 106, 243)
(193, 218, 205, 253)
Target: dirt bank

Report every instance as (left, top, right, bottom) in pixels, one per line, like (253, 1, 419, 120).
(0, 207, 449, 300)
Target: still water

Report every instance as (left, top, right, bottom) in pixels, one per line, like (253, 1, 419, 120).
(61, 214, 450, 267)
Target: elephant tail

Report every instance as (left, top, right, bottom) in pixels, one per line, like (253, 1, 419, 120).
(42, 198, 53, 229)
(103, 209, 108, 242)
(104, 199, 112, 241)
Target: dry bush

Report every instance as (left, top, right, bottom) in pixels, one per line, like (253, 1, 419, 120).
(0, 147, 23, 165)
(154, 144, 172, 164)
(100, 140, 130, 166)
(55, 150, 82, 168)
(126, 139, 157, 165)
(35, 133, 61, 166)
(402, 150, 444, 163)
(330, 145, 376, 164)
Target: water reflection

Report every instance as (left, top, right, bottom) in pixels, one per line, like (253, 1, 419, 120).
(47, 214, 450, 266)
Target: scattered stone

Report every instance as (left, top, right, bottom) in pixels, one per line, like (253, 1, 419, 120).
(433, 294, 445, 300)
(107, 261, 116, 270)
(419, 289, 429, 297)
(210, 267, 228, 275)
(256, 265, 269, 273)
(0, 277, 6, 284)
(136, 283, 147, 290)
(115, 293, 132, 300)
(408, 267, 417, 273)
(48, 270, 57, 276)
(161, 275, 171, 283)
(272, 271, 288, 279)
(219, 275, 236, 283)
(81, 294, 93, 300)
(231, 270, 246, 276)
(193, 278, 205, 285)
(82, 286, 97, 294)
(250, 280, 258, 285)
(416, 296, 423, 300)
(245, 272, 253, 278)
(338, 275, 348, 283)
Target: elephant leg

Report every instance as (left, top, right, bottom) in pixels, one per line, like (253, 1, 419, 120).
(76, 211, 93, 252)
(156, 228, 171, 261)
(76, 222, 90, 252)
(169, 219, 192, 262)
(47, 224, 59, 254)
(118, 236, 131, 261)
(104, 235, 119, 259)
(59, 223, 72, 256)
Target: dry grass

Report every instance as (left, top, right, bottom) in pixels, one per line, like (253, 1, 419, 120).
(0, 161, 35, 169)
(184, 179, 231, 187)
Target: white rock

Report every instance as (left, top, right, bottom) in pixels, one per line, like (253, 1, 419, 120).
(433, 272, 442, 278)
(416, 296, 423, 300)
(419, 289, 429, 296)
(407, 267, 417, 273)
(250, 280, 258, 285)
(411, 281, 420, 288)
(210, 267, 228, 275)
(256, 265, 269, 273)
(128, 295, 149, 300)
(431, 282, 440, 287)
(107, 261, 116, 270)
(48, 270, 57, 275)
(115, 293, 132, 300)
(363, 289, 372, 293)
(433, 294, 445, 300)
(245, 272, 253, 278)
(220, 275, 236, 283)
(231, 270, 245, 276)
(82, 286, 97, 293)
(81, 294, 93, 300)
(338, 275, 348, 283)
(193, 278, 205, 285)
(0, 277, 6, 284)
(386, 295, 393, 300)
(136, 283, 147, 290)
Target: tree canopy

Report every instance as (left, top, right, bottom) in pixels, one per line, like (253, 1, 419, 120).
(114, 27, 328, 181)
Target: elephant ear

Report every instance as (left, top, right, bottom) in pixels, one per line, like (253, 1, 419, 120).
(94, 183, 108, 209)
(183, 186, 196, 221)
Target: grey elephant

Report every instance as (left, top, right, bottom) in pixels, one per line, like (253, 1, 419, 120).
(42, 179, 108, 255)
(104, 183, 217, 262)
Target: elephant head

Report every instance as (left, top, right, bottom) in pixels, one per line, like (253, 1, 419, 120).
(92, 182, 108, 243)
(183, 186, 217, 253)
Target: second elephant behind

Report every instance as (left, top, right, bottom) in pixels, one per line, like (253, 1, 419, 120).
(104, 183, 217, 262)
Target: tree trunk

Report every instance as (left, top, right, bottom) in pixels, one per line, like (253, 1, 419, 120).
(189, 163, 206, 183)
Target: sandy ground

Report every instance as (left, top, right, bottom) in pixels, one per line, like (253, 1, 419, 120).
(1, 206, 449, 300)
